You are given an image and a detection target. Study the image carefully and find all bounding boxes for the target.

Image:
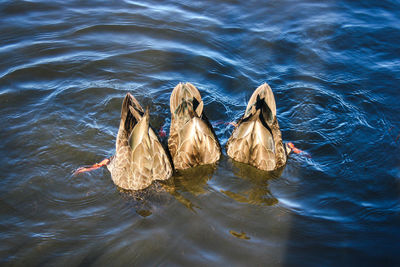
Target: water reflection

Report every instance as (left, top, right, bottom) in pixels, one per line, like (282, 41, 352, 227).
(117, 183, 171, 216)
(221, 160, 282, 206)
(172, 164, 216, 195)
(162, 164, 217, 212)
(116, 164, 217, 214)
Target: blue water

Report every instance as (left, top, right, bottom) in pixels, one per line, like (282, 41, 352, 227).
(1, 0, 399, 266)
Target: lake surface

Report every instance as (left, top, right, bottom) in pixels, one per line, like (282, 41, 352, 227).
(1, 0, 399, 266)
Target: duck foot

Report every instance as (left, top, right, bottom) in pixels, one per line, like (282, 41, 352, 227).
(73, 158, 110, 175)
(288, 142, 311, 158)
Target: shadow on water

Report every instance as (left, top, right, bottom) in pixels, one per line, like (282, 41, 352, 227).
(221, 160, 282, 206)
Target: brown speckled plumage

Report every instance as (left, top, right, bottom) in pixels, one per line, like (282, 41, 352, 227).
(226, 83, 291, 171)
(168, 83, 221, 170)
(107, 93, 173, 190)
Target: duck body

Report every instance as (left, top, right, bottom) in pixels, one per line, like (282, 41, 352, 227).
(226, 83, 290, 171)
(107, 93, 173, 190)
(168, 83, 221, 170)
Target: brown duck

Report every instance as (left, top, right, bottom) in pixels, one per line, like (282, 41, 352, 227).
(226, 83, 292, 171)
(75, 93, 173, 190)
(108, 93, 173, 190)
(168, 83, 221, 170)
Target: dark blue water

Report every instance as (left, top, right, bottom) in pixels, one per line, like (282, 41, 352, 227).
(1, 0, 399, 266)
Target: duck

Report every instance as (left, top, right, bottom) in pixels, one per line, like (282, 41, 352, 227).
(168, 82, 221, 170)
(105, 93, 173, 190)
(226, 83, 291, 171)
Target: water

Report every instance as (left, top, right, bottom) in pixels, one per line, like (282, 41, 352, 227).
(1, 0, 399, 266)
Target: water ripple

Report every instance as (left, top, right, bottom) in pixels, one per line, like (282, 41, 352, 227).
(1, 0, 400, 265)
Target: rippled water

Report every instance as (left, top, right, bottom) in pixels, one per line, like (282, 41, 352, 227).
(1, 0, 400, 266)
